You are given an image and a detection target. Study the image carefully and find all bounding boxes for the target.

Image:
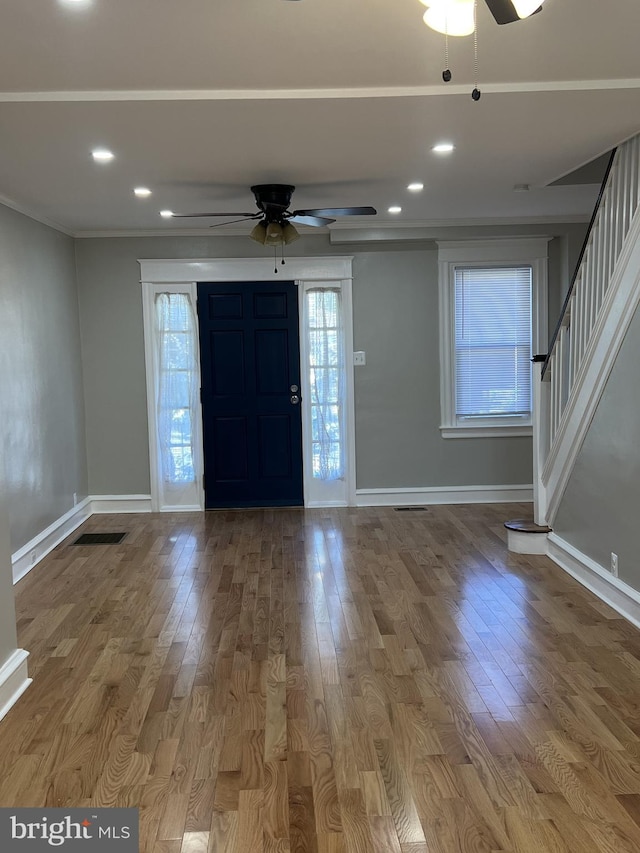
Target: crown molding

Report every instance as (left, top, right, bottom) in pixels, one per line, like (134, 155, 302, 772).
(1, 79, 640, 103)
(74, 214, 590, 240)
(329, 214, 590, 230)
(0, 192, 73, 236)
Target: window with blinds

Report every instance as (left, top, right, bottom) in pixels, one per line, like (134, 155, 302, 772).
(454, 266, 532, 421)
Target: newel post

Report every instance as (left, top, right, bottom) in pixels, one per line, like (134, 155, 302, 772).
(532, 360, 550, 527)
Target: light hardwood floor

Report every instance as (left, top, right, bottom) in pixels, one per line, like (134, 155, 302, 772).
(4, 504, 640, 852)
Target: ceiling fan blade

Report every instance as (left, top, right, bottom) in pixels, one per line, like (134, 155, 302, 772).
(171, 212, 259, 218)
(291, 206, 377, 217)
(484, 0, 542, 25)
(288, 214, 336, 227)
(208, 217, 260, 229)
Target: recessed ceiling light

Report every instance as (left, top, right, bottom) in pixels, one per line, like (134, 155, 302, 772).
(91, 148, 114, 163)
(407, 182, 424, 192)
(160, 210, 174, 218)
(432, 143, 455, 154)
(388, 206, 402, 214)
(134, 187, 152, 198)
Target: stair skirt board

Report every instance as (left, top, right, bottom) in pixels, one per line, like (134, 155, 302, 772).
(547, 533, 640, 631)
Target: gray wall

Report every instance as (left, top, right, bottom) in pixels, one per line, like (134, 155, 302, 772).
(352, 249, 532, 488)
(0, 205, 88, 552)
(75, 224, 585, 496)
(554, 301, 640, 587)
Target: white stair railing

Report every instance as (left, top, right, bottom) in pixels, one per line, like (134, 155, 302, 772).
(535, 134, 640, 524)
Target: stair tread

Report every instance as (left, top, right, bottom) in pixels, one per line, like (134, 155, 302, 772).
(504, 518, 552, 533)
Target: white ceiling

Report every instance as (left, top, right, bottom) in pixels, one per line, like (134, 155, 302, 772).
(1, 0, 639, 235)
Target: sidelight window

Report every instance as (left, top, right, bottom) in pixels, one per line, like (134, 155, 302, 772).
(142, 283, 203, 512)
(155, 293, 198, 484)
(306, 288, 345, 480)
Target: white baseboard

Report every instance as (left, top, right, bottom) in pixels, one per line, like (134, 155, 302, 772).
(90, 495, 153, 514)
(11, 495, 152, 584)
(0, 649, 32, 723)
(547, 532, 640, 630)
(355, 484, 533, 507)
(12, 497, 92, 583)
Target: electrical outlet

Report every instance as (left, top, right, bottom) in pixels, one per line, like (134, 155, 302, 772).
(73, 492, 78, 506)
(353, 351, 366, 366)
(611, 552, 619, 577)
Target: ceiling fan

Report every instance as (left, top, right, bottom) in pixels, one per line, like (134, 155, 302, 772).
(484, 0, 543, 25)
(170, 184, 377, 246)
(420, 0, 544, 36)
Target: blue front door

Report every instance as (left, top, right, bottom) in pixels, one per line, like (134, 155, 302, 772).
(197, 281, 304, 508)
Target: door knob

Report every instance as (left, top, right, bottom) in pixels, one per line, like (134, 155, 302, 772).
(290, 394, 300, 405)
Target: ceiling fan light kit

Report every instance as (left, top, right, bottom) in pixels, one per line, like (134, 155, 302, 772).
(422, 0, 476, 37)
(421, 0, 544, 31)
(249, 220, 301, 247)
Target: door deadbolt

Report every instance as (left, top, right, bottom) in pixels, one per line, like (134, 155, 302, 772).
(290, 384, 299, 393)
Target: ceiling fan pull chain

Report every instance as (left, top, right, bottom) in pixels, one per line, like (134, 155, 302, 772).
(442, 14, 452, 82)
(472, 1, 481, 101)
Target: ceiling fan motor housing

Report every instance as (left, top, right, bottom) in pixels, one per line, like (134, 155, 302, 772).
(251, 184, 295, 220)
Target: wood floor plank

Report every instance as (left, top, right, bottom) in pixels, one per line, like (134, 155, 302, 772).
(6, 504, 640, 852)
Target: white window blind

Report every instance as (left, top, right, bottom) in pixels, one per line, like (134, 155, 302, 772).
(454, 266, 532, 420)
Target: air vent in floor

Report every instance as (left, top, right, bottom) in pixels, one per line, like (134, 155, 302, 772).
(72, 532, 127, 545)
(394, 507, 428, 512)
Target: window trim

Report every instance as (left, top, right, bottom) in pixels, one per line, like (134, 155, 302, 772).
(437, 238, 550, 439)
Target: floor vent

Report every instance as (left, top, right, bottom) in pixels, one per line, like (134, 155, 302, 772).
(394, 507, 428, 512)
(72, 532, 127, 545)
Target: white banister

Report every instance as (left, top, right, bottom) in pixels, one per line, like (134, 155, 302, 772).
(535, 134, 640, 526)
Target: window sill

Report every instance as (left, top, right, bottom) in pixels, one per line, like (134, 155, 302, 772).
(440, 425, 533, 439)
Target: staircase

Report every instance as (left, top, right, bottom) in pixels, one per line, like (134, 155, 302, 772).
(534, 133, 640, 527)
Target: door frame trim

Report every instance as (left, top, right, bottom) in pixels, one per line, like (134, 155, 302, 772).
(139, 257, 356, 508)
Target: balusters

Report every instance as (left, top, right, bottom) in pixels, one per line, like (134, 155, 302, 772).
(588, 222, 599, 334)
(550, 351, 559, 442)
(543, 135, 640, 468)
(557, 325, 566, 423)
(612, 151, 624, 266)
